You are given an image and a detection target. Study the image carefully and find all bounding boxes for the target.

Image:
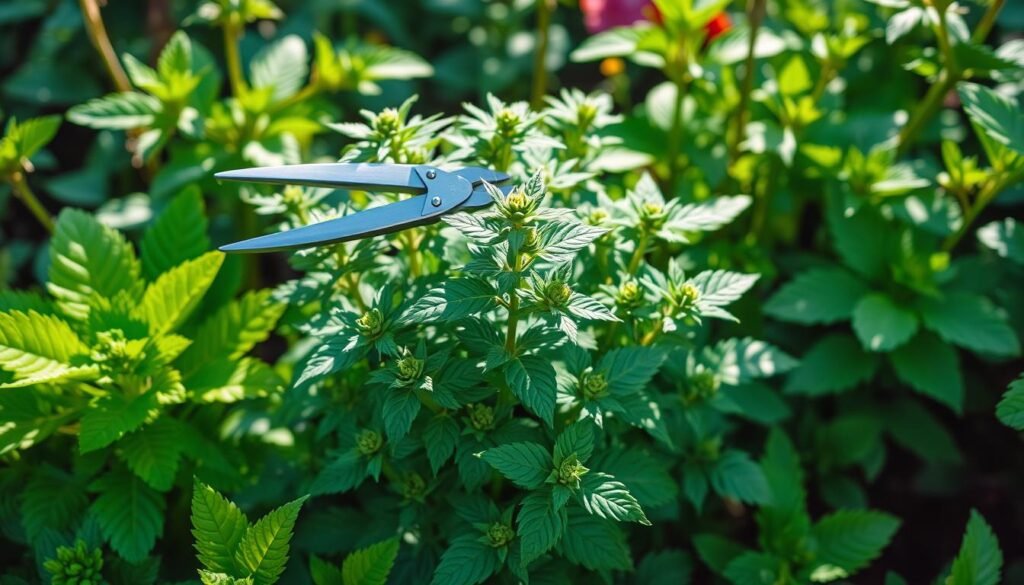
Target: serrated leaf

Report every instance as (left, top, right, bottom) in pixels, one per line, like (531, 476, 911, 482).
(382, 387, 420, 444)
(295, 334, 364, 388)
(140, 186, 210, 280)
(664, 195, 751, 237)
(538, 222, 609, 262)
(713, 338, 798, 384)
(949, 510, 1002, 585)
(599, 346, 666, 395)
(310, 450, 365, 496)
(250, 35, 308, 101)
(310, 555, 343, 585)
(177, 289, 285, 375)
(7, 114, 61, 160)
(0, 309, 87, 384)
(235, 495, 308, 585)
(424, 415, 459, 475)
(21, 466, 88, 540)
(429, 535, 498, 585)
(191, 479, 249, 575)
(579, 472, 650, 524)
(889, 332, 964, 412)
(554, 422, 594, 465)
(118, 418, 183, 491)
(852, 293, 918, 351)
(723, 552, 783, 585)
(479, 442, 551, 489)
(0, 388, 78, 453)
(342, 538, 399, 585)
(591, 447, 678, 509)
(517, 489, 564, 568)
(996, 375, 1024, 430)
(157, 30, 192, 79)
(918, 292, 1020, 357)
(90, 469, 165, 562)
(766, 267, 868, 326)
(402, 279, 497, 323)
(79, 390, 160, 453)
(566, 292, 619, 322)
(134, 251, 224, 335)
(67, 92, 160, 129)
(504, 355, 556, 426)
(785, 334, 879, 395)
(958, 82, 1024, 157)
(692, 270, 759, 312)
(561, 508, 632, 571)
(813, 510, 900, 575)
(185, 357, 283, 403)
(48, 209, 143, 320)
(709, 450, 772, 505)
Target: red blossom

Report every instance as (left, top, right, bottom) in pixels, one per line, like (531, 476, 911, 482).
(580, 0, 732, 44)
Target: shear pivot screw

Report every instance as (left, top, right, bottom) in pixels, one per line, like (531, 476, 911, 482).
(431, 196, 442, 207)
(426, 170, 437, 179)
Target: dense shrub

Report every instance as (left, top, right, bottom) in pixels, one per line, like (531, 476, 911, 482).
(0, 0, 1022, 584)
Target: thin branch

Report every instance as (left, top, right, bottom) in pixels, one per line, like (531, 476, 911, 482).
(78, 0, 132, 92)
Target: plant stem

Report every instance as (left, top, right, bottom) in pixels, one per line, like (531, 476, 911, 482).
(505, 251, 524, 355)
(626, 232, 650, 275)
(78, 0, 132, 92)
(403, 230, 421, 278)
(530, 0, 554, 109)
(971, 0, 1005, 44)
(729, 0, 767, 165)
(941, 177, 1003, 252)
(223, 21, 248, 97)
(897, 6, 959, 155)
(271, 83, 320, 113)
(7, 172, 54, 233)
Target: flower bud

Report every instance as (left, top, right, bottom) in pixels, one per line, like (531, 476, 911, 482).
(615, 280, 643, 309)
(486, 522, 516, 548)
(466, 403, 495, 431)
(544, 281, 572, 308)
(396, 355, 424, 382)
(356, 308, 384, 338)
(687, 370, 720, 401)
(556, 453, 589, 488)
(356, 429, 383, 456)
(496, 108, 522, 136)
(522, 227, 541, 253)
(43, 540, 104, 585)
(400, 472, 426, 501)
(639, 201, 667, 230)
(374, 108, 401, 137)
(586, 208, 609, 226)
(579, 369, 609, 400)
(672, 283, 700, 312)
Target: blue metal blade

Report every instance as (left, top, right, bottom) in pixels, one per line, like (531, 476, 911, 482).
(219, 196, 435, 252)
(215, 163, 427, 193)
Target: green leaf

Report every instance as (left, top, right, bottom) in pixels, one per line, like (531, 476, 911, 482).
(813, 510, 900, 575)
(402, 279, 496, 323)
(591, 447, 678, 509)
(554, 422, 594, 465)
(191, 479, 249, 575)
(827, 204, 890, 280)
(958, 82, 1024, 157)
(566, 292, 619, 322)
(429, 535, 499, 585)
(561, 508, 633, 571)
(504, 355, 556, 426)
(200, 571, 254, 585)
(176, 289, 285, 375)
(851, 293, 918, 351)
(709, 450, 772, 505)
(599, 346, 667, 394)
(517, 490, 564, 568)
(7, 114, 61, 160)
(67, 92, 161, 129)
(919, 292, 1020, 356)
(424, 414, 459, 474)
(693, 533, 747, 574)
(90, 469, 165, 562)
(538, 222, 609, 263)
(185, 357, 283, 403)
(0, 310, 88, 386)
(996, 374, 1024, 430)
(235, 495, 308, 585)
(664, 195, 752, 237)
(785, 334, 879, 395)
(21, 466, 88, 540)
(140, 186, 210, 280)
(79, 390, 159, 453)
(884, 399, 961, 464)
(157, 30, 193, 78)
(889, 332, 964, 412)
(949, 510, 1002, 585)
(49, 209, 143, 320)
(713, 338, 798, 384)
(0, 388, 78, 453)
(692, 270, 760, 309)
(636, 550, 693, 585)
(480, 442, 551, 489)
(579, 472, 650, 525)
(382, 387, 420, 444)
(251, 35, 309, 102)
(310, 555, 343, 585)
(118, 418, 183, 491)
(310, 450, 365, 496)
(570, 25, 646, 62)
(978, 218, 1024, 265)
(723, 552, 783, 585)
(134, 251, 224, 335)
(342, 538, 399, 585)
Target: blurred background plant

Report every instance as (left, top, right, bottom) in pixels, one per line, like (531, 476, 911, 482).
(0, 0, 1022, 584)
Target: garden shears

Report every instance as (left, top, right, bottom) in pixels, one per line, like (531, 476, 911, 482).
(214, 163, 513, 253)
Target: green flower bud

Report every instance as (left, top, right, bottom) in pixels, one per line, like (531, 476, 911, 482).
(615, 280, 643, 309)
(43, 540, 106, 585)
(396, 355, 424, 382)
(672, 282, 700, 312)
(356, 429, 383, 456)
(586, 208, 609, 226)
(505, 190, 530, 213)
(496, 108, 522, 136)
(523, 227, 541, 253)
(579, 369, 609, 400)
(374, 108, 401, 137)
(556, 453, 589, 487)
(485, 522, 516, 548)
(543, 281, 572, 308)
(639, 201, 667, 231)
(685, 370, 720, 402)
(356, 308, 384, 338)
(695, 437, 722, 462)
(466, 403, 495, 431)
(400, 472, 426, 501)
